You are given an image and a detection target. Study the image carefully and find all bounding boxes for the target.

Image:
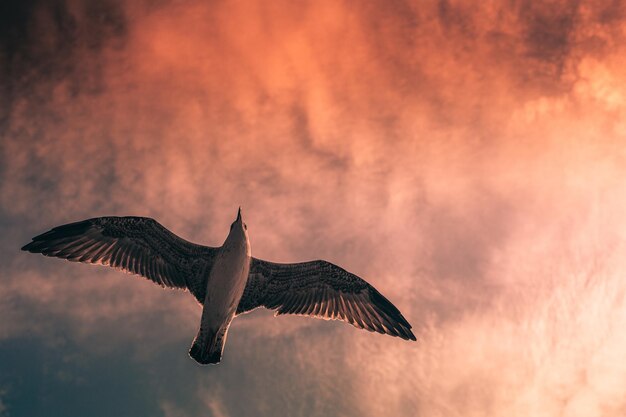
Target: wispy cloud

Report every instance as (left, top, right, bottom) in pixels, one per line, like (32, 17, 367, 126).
(2, 0, 626, 416)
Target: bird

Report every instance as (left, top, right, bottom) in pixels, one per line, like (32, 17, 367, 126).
(21, 208, 416, 365)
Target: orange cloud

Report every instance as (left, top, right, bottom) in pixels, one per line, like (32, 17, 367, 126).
(2, 0, 626, 416)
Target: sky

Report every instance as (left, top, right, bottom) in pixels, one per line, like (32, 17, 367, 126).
(1, 0, 626, 416)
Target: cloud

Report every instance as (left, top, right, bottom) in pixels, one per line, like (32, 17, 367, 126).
(2, 0, 626, 416)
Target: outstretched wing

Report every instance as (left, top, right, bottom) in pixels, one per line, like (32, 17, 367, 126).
(21, 216, 217, 303)
(237, 258, 416, 341)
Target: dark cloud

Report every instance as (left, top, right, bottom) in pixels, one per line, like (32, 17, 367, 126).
(2, 0, 626, 416)
(0, 0, 127, 115)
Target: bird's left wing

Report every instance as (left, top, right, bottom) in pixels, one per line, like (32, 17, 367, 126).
(237, 258, 416, 340)
(21, 216, 218, 303)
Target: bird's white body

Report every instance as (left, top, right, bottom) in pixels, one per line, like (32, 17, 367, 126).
(190, 212, 250, 363)
(202, 223, 250, 330)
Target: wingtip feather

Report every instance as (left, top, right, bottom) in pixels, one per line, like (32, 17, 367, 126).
(21, 242, 35, 252)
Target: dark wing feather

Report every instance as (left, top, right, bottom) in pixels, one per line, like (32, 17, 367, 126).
(21, 217, 217, 303)
(237, 258, 416, 341)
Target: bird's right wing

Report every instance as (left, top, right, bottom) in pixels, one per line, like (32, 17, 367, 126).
(237, 258, 416, 340)
(21, 216, 218, 303)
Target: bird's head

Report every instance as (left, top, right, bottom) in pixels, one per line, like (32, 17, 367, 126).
(227, 207, 249, 246)
(231, 207, 247, 230)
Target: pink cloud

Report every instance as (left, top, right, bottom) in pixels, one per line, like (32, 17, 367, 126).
(3, 0, 626, 415)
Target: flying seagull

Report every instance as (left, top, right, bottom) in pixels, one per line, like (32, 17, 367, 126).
(21, 209, 416, 364)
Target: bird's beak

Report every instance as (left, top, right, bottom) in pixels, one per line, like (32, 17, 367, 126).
(236, 207, 242, 223)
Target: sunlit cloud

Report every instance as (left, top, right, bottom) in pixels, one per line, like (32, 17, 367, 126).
(2, 0, 626, 416)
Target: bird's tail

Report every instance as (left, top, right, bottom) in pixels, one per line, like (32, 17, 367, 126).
(189, 325, 229, 365)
